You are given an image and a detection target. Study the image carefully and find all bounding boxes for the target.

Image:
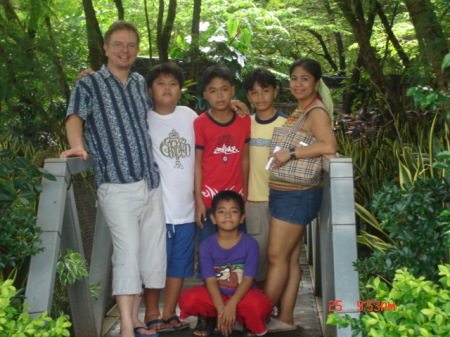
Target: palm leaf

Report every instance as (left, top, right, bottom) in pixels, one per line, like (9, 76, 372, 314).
(357, 231, 393, 252)
(355, 202, 394, 245)
(398, 159, 412, 189)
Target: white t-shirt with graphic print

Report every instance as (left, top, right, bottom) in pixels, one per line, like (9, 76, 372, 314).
(147, 106, 197, 224)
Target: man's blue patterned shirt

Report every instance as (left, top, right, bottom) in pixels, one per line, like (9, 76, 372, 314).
(67, 65, 160, 190)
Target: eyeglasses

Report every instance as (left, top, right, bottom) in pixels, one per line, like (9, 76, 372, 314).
(109, 42, 138, 50)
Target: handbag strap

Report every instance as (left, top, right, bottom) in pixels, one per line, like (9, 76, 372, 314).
(289, 105, 327, 133)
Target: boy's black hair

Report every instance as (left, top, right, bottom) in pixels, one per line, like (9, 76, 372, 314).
(201, 64, 233, 89)
(146, 62, 185, 88)
(244, 68, 277, 92)
(289, 58, 322, 81)
(211, 190, 245, 215)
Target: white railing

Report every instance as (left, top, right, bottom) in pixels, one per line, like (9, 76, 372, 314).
(306, 154, 361, 337)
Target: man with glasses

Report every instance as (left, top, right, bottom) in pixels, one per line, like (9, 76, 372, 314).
(61, 21, 164, 337)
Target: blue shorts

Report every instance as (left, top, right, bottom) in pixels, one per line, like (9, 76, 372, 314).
(166, 222, 196, 278)
(269, 187, 323, 225)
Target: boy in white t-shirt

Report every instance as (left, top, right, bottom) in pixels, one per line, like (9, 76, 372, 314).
(144, 62, 197, 331)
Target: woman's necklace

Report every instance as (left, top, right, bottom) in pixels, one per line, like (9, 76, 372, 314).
(294, 95, 317, 113)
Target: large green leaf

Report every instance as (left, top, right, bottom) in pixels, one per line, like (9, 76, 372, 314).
(398, 160, 412, 189)
(0, 182, 17, 202)
(357, 231, 392, 252)
(355, 202, 393, 245)
(226, 17, 239, 38)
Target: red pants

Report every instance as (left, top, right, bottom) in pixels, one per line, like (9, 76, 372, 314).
(179, 286, 272, 335)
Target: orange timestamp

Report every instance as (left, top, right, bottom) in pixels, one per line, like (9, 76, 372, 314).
(328, 300, 397, 312)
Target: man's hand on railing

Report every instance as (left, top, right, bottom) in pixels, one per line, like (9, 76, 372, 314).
(60, 147, 88, 160)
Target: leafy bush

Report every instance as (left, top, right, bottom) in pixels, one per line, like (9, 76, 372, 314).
(0, 149, 54, 208)
(355, 177, 450, 284)
(0, 149, 55, 286)
(0, 204, 42, 282)
(327, 264, 450, 337)
(0, 279, 71, 336)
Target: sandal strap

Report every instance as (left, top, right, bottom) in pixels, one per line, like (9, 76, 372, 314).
(165, 316, 181, 324)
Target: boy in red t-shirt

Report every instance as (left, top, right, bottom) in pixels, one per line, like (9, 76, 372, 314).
(194, 65, 251, 248)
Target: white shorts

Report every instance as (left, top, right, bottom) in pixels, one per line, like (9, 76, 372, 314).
(97, 181, 166, 295)
(245, 201, 270, 282)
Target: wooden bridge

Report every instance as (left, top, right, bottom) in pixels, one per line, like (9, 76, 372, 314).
(25, 155, 360, 337)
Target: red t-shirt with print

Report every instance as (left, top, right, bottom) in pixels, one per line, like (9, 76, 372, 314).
(194, 112, 251, 209)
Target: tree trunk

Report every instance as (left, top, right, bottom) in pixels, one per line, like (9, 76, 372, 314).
(157, 0, 177, 62)
(334, 0, 404, 115)
(307, 29, 338, 72)
(81, 0, 105, 70)
(342, 53, 363, 114)
(189, 0, 202, 82)
(324, 0, 346, 75)
(45, 17, 71, 104)
(144, 0, 153, 58)
(375, 1, 410, 69)
(402, 0, 449, 91)
(113, 0, 125, 20)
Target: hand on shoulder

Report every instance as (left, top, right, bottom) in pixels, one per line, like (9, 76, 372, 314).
(76, 68, 95, 81)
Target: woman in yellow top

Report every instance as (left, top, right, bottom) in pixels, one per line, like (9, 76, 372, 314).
(265, 58, 337, 329)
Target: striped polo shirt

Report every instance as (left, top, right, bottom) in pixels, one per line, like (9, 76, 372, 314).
(67, 65, 160, 190)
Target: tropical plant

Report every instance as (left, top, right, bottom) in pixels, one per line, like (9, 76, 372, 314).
(327, 264, 450, 337)
(433, 151, 450, 178)
(0, 149, 55, 287)
(0, 279, 72, 337)
(0, 204, 41, 284)
(354, 177, 450, 285)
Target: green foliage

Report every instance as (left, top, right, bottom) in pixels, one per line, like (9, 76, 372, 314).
(0, 0, 86, 144)
(56, 250, 89, 286)
(57, 250, 100, 300)
(338, 51, 450, 208)
(0, 279, 72, 337)
(327, 265, 450, 337)
(0, 204, 41, 282)
(0, 149, 54, 286)
(432, 151, 450, 178)
(355, 202, 394, 253)
(354, 178, 450, 284)
(406, 86, 450, 113)
(2, 0, 447, 145)
(0, 149, 55, 209)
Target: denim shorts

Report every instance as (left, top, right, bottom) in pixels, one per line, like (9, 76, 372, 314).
(269, 187, 323, 225)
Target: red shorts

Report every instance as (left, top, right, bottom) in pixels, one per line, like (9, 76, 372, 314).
(179, 285, 272, 335)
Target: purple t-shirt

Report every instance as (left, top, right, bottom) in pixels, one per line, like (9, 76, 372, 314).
(199, 233, 259, 295)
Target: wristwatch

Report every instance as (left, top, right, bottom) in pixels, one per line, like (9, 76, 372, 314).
(289, 147, 296, 159)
